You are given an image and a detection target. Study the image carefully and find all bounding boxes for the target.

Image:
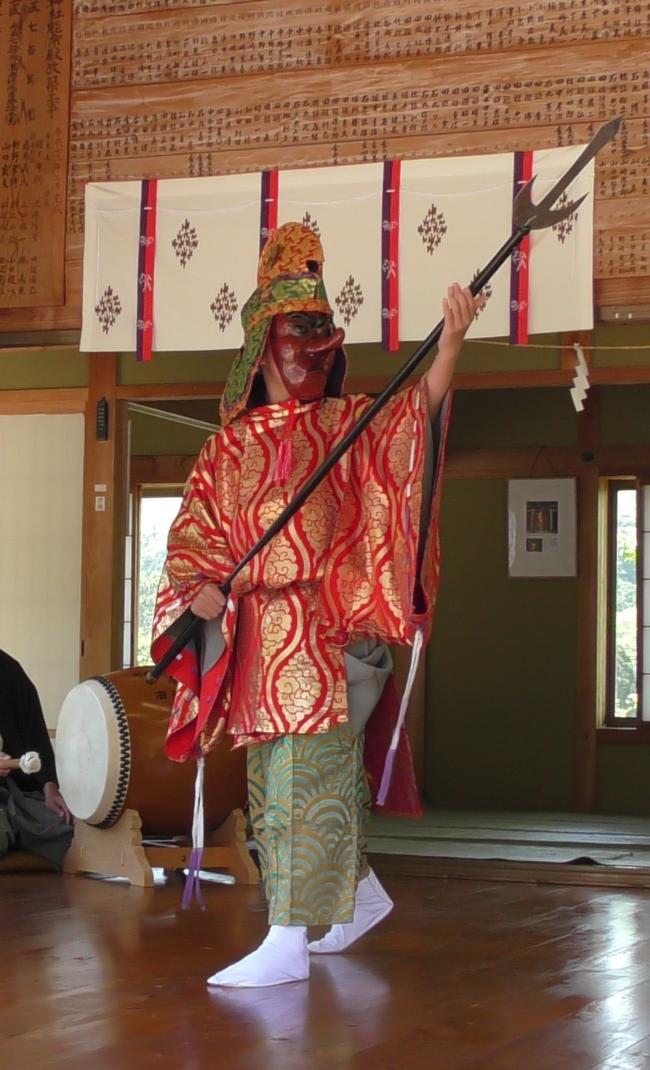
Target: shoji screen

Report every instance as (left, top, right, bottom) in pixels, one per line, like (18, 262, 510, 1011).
(0, 414, 84, 728)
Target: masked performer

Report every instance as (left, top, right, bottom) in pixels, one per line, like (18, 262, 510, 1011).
(153, 222, 480, 987)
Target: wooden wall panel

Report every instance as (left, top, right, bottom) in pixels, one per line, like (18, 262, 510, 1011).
(0, 0, 71, 309)
(71, 0, 650, 88)
(66, 43, 648, 164)
(1, 1, 649, 334)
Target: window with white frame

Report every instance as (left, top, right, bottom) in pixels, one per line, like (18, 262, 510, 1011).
(125, 490, 183, 667)
(606, 480, 650, 725)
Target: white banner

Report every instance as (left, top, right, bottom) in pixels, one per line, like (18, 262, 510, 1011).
(80, 147, 594, 354)
(528, 147, 594, 335)
(154, 174, 261, 352)
(400, 152, 514, 340)
(81, 181, 140, 353)
(278, 163, 383, 345)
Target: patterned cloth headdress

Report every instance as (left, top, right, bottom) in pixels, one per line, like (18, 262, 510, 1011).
(219, 222, 347, 426)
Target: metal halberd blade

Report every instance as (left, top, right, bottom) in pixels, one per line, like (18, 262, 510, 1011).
(513, 115, 623, 231)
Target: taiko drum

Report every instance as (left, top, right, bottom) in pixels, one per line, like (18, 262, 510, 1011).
(56, 668, 247, 836)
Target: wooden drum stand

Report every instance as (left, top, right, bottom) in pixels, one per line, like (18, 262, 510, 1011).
(57, 671, 259, 888)
(64, 807, 259, 887)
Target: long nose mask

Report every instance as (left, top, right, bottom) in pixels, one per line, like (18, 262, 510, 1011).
(304, 327, 345, 357)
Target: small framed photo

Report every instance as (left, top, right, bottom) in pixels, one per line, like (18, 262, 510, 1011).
(508, 478, 577, 578)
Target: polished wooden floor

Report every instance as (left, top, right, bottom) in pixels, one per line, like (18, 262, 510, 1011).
(3, 871, 650, 1069)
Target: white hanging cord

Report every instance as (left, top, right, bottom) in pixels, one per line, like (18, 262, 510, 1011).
(182, 755, 206, 910)
(376, 627, 424, 806)
(192, 755, 205, 853)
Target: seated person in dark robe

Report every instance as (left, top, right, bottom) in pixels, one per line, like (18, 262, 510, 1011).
(0, 648, 73, 868)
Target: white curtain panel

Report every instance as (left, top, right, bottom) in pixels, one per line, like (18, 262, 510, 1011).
(81, 146, 594, 354)
(527, 147, 594, 335)
(399, 152, 514, 340)
(81, 181, 141, 353)
(154, 173, 261, 352)
(277, 163, 383, 344)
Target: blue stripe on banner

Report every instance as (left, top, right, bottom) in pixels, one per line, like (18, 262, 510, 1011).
(509, 154, 524, 345)
(381, 161, 392, 351)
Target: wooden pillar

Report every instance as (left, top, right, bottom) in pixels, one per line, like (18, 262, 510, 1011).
(574, 374, 599, 813)
(79, 354, 129, 679)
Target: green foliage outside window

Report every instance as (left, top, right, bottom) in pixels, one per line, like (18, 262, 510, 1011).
(136, 497, 182, 666)
(613, 488, 637, 718)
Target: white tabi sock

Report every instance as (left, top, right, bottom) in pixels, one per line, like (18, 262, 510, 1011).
(307, 869, 393, 955)
(206, 925, 309, 988)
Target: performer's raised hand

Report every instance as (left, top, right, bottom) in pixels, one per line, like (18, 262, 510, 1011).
(191, 582, 226, 620)
(427, 283, 486, 417)
(440, 283, 484, 352)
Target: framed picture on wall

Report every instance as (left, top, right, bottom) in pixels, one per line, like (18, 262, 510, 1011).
(507, 478, 577, 578)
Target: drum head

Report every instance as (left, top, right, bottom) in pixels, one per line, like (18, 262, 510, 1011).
(56, 678, 130, 826)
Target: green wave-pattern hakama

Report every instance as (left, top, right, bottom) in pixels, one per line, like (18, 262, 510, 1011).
(247, 727, 371, 926)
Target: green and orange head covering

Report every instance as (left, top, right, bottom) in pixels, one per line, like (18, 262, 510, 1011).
(219, 222, 347, 426)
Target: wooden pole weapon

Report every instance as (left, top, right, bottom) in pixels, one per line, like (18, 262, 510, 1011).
(148, 116, 622, 684)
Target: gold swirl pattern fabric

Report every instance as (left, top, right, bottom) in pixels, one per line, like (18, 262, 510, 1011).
(247, 726, 370, 925)
(256, 224, 325, 289)
(152, 382, 451, 761)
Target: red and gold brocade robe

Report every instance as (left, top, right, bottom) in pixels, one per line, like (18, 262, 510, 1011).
(152, 380, 450, 767)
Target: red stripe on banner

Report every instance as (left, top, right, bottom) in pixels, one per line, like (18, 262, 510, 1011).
(137, 178, 157, 362)
(382, 159, 401, 352)
(510, 151, 533, 345)
(268, 169, 278, 232)
(260, 170, 279, 251)
(518, 150, 533, 344)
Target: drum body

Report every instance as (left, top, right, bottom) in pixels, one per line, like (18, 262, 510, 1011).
(56, 668, 247, 836)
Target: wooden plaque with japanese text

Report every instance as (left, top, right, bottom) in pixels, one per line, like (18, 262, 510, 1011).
(0, 0, 72, 309)
(0, 0, 649, 331)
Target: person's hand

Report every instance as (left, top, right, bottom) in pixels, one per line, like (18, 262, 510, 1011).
(0, 752, 10, 778)
(438, 283, 485, 358)
(191, 583, 226, 621)
(426, 283, 489, 416)
(44, 782, 72, 823)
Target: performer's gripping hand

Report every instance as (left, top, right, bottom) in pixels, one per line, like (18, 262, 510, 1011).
(191, 582, 227, 620)
(438, 283, 485, 358)
(0, 752, 10, 778)
(427, 283, 486, 418)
